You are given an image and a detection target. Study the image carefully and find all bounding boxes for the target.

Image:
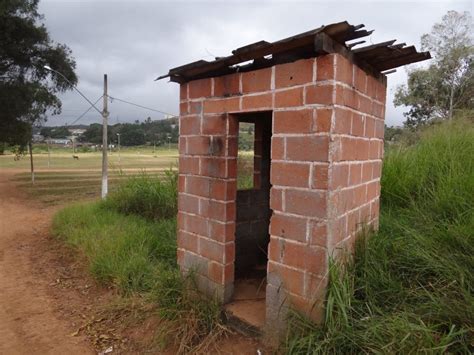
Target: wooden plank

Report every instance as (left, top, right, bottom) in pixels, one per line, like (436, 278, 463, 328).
(353, 40, 397, 53)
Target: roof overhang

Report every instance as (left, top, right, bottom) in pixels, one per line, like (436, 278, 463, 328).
(156, 21, 431, 83)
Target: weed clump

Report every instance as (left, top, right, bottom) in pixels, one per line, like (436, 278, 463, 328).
(103, 170, 177, 220)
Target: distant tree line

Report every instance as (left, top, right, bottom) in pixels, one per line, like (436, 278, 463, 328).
(78, 116, 179, 146)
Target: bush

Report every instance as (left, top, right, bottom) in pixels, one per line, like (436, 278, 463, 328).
(286, 119, 474, 353)
(103, 170, 177, 221)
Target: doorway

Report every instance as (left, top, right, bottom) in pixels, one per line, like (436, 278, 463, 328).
(225, 111, 272, 329)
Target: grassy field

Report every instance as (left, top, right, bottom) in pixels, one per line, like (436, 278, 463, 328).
(0, 145, 178, 204)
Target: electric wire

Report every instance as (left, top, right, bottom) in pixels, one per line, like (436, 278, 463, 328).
(107, 95, 177, 117)
(68, 95, 104, 126)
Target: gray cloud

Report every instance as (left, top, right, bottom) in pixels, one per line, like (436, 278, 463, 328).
(39, 0, 472, 126)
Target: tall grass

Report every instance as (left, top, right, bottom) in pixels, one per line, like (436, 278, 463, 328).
(103, 170, 177, 220)
(286, 119, 474, 353)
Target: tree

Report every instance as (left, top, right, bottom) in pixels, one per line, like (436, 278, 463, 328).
(395, 11, 473, 127)
(40, 126, 70, 138)
(0, 0, 77, 151)
(120, 124, 146, 146)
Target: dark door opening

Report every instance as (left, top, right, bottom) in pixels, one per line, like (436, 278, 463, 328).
(226, 111, 272, 329)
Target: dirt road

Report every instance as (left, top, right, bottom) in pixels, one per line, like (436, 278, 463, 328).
(0, 170, 93, 354)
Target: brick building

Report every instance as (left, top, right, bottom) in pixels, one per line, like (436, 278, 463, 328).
(157, 21, 430, 336)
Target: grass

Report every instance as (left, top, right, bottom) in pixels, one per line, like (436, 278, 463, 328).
(285, 118, 474, 353)
(52, 172, 225, 352)
(1, 144, 178, 204)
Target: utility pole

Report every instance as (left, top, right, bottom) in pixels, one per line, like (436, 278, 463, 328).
(101, 74, 109, 199)
(47, 137, 51, 168)
(72, 136, 76, 154)
(116, 133, 121, 166)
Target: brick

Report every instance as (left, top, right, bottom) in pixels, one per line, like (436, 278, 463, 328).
(349, 163, 362, 185)
(227, 136, 238, 157)
(341, 86, 358, 109)
(354, 67, 367, 94)
(180, 116, 201, 136)
(372, 161, 382, 179)
(208, 262, 234, 284)
(189, 78, 212, 99)
(268, 237, 282, 263)
(186, 175, 210, 197)
(367, 181, 379, 201)
(316, 54, 335, 81)
(282, 242, 327, 276)
(270, 187, 283, 211)
(290, 293, 324, 323)
(271, 137, 285, 160)
(337, 137, 353, 161)
(186, 136, 210, 155)
(351, 114, 365, 137)
(200, 157, 227, 178)
(335, 55, 353, 85)
(274, 109, 313, 134)
(361, 162, 372, 182)
(199, 238, 226, 263)
(275, 58, 314, 88)
(334, 108, 352, 134)
(358, 95, 372, 115)
(305, 84, 333, 105)
(180, 83, 188, 101)
(213, 73, 240, 97)
(242, 93, 272, 110)
(189, 101, 203, 114)
(354, 184, 367, 206)
(179, 156, 199, 175)
(202, 115, 227, 135)
(314, 108, 332, 132)
(369, 140, 382, 159)
(208, 221, 235, 243)
(310, 222, 327, 248)
(207, 200, 235, 222)
(271, 161, 310, 188)
(268, 261, 305, 296)
(312, 163, 329, 189)
(183, 213, 208, 237)
(355, 139, 370, 160)
(286, 135, 329, 162)
(365, 116, 375, 138)
(178, 174, 185, 192)
(285, 189, 326, 218)
(375, 82, 387, 102)
(366, 75, 377, 98)
(275, 87, 303, 108)
(178, 194, 200, 215)
(177, 230, 199, 253)
(210, 179, 236, 200)
(242, 67, 272, 93)
(331, 163, 349, 189)
(203, 98, 239, 114)
(180, 102, 188, 115)
(228, 115, 239, 135)
(270, 213, 307, 242)
(373, 102, 385, 119)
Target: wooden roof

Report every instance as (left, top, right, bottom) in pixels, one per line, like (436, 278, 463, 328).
(156, 21, 430, 83)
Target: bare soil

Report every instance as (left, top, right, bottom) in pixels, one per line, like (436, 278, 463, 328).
(0, 170, 266, 354)
(0, 169, 94, 354)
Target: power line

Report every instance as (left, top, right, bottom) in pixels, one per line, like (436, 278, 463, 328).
(68, 95, 104, 126)
(107, 95, 177, 117)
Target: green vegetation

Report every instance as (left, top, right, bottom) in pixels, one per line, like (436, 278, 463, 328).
(286, 118, 474, 353)
(52, 172, 224, 352)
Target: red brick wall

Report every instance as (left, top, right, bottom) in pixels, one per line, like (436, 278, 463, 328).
(177, 53, 386, 324)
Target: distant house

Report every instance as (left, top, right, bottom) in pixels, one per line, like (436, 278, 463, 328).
(69, 128, 86, 136)
(32, 134, 44, 142)
(50, 138, 71, 146)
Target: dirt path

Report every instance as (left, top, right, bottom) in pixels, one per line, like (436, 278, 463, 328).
(0, 170, 93, 354)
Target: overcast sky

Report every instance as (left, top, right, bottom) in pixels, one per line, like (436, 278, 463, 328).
(39, 0, 472, 127)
